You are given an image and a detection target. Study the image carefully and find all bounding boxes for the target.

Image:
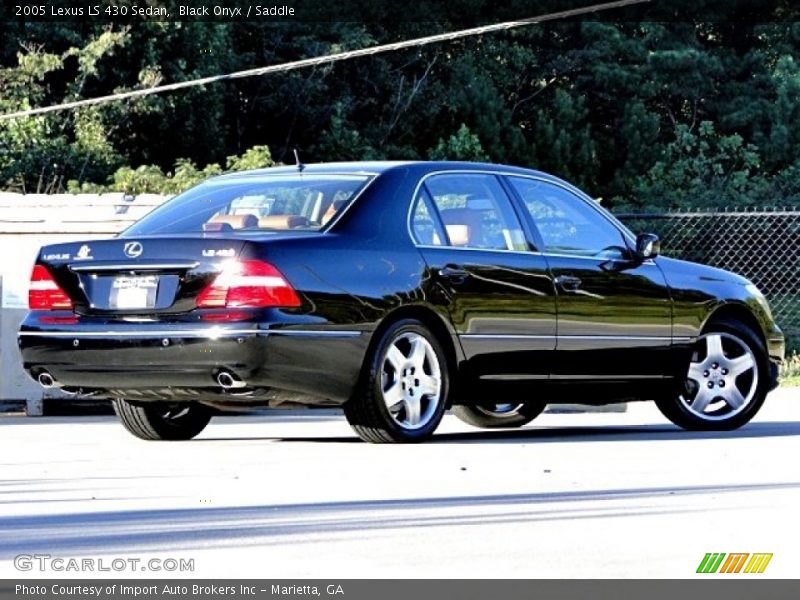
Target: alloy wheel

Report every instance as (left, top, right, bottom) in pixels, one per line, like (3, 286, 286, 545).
(679, 332, 759, 421)
(380, 332, 442, 430)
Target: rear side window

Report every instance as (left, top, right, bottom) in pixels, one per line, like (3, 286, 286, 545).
(416, 174, 528, 251)
(411, 189, 445, 246)
(125, 174, 371, 235)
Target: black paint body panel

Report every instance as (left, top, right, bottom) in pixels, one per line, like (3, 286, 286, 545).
(19, 162, 784, 406)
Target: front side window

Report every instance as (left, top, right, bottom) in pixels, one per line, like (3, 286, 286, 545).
(507, 177, 627, 258)
(421, 174, 527, 251)
(125, 174, 371, 235)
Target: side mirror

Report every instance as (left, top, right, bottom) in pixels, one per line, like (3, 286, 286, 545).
(635, 233, 660, 260)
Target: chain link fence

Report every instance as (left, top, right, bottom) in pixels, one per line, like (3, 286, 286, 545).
(616, 208, 800, 352)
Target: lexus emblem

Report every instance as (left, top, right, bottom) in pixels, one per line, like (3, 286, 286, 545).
(124, 241, 143, 258)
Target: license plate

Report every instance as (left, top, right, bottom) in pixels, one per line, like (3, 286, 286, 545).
(109, 275, 158, 309)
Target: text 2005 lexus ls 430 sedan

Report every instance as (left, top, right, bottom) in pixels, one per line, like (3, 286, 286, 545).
(19, 161, 784, 443)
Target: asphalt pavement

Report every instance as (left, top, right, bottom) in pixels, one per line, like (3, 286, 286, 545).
(1, 388, 799, 578)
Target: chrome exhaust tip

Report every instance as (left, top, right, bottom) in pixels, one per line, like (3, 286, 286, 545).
(217, 370, 246, 390)
(37, 372, 61, 389)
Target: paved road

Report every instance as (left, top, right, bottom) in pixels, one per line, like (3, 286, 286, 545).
(1, 389, 799, 579)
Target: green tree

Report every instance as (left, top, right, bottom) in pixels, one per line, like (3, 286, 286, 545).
(622, 121, 764, 210)
(0, 28, 130, 191)
(429, 124, 489, 161)
(2, 15, 800, 209)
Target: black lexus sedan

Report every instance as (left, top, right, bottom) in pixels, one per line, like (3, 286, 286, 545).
(19, 161, 784, 443)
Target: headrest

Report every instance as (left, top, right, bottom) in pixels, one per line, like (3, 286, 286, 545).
(445, 224, 470, 247)
(209, 214, 258, 229)
(466, 197, 494, 211)
(321, 200, 347, 226)
(320, 204, 338, 226)
(439, 207, 482, 226)
(439, 208, 484, 246)
(258, 215, 309, 229)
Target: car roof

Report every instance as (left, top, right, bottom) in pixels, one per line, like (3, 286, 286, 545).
(214, 161, 413, 179)
(212, 161, 564, 182)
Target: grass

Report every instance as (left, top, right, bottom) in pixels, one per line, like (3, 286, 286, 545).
(781, 353, 800, 387)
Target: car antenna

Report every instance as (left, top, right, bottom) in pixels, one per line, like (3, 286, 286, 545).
(293, 148, 305, 172)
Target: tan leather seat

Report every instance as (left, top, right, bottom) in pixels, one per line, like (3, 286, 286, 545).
(439, 208, 484, 246)
(444, 224, 470, 247)
(321, 200, 347, 226)
(209, 214, 258, 229)
(258, 215, 309, 229)
(432, 225, 470, 247)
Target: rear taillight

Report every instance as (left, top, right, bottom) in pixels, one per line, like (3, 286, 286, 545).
(29, 264, 73, 310)
(196, 260, 301, 309)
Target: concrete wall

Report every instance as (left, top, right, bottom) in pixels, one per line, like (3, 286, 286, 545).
(0, 276, 24, 411)
(0, 194, 168, 411)
(0, 235, 114, 411)
(1, 305, 41, 410)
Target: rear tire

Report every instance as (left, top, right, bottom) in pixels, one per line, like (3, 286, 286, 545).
(345, 319, 449, 443)
(452, 402, 546, 429)
(113, 399, 212, 441)
(655, 319, 768, 431)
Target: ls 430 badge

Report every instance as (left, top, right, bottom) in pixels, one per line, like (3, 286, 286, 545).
(202, 248, 236, 258)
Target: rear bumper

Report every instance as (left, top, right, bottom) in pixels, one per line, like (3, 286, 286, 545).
(18, 318, 368, 404)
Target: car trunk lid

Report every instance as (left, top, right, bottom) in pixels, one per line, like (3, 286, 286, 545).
(37, 237, 249, 315)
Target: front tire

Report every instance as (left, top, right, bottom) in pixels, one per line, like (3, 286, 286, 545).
(655, 319, 768, 431)
(113, 399, 212, 441)
(452, 401, 546, 429)
(345, 319, 449, 443)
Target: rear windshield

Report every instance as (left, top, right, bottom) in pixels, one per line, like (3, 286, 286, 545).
(124, 174, 372, 235)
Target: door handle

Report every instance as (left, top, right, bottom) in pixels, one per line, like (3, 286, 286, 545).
(438, 265, 469, 284)
(555, 274, 582, 292)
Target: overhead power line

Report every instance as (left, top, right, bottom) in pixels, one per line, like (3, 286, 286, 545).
(0, 0, 648, 121)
